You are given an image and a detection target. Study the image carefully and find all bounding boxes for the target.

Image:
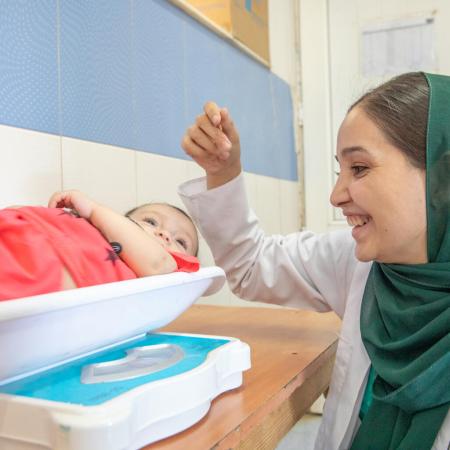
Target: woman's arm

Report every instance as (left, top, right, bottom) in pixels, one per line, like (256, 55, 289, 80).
(180, 102, 361, 316)
(48, 191, 177, 276)
(179, 174, 359, 316)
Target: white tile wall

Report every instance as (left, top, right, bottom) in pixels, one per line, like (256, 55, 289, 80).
(255, 174, 282, 235)
(136, 151, 189, 210)
(280, 178, 301, 234)
(0, 125, 61, 208)
(268, 0, 297, 86)
(186, 159, 206, 181)
(61, 137, 137, 213)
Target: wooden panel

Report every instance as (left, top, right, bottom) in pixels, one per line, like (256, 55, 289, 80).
(144, 305, 340, 450)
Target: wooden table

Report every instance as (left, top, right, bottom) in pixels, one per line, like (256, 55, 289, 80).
(144, 305, 340, 450)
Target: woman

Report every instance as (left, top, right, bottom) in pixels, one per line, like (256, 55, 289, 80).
(179, 72, 450, 449)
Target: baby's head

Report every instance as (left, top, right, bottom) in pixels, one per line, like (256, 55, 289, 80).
(125, 203, 198, 257)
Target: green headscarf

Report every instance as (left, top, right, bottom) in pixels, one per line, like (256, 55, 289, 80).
(351, 73, 450, 450)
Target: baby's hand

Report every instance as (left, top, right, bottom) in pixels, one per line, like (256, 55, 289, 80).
(48, 190, 98, 219)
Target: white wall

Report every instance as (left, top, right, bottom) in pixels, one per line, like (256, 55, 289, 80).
(300, 0, 450, 232)
(269, 0, 297, 87)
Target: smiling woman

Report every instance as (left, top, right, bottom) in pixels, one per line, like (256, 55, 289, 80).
(178, 71, 450, 449)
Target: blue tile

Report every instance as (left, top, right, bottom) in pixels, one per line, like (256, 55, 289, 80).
(221, 44, 277, 178)
(271, 74, 298, 181)
(133, 0, 188, 159)
(0, 0, 59, 134)
(184, 17, 229, 121)
(59, 0, 134, 148)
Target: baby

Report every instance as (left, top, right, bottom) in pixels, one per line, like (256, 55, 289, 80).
(0, 190, 199, 301)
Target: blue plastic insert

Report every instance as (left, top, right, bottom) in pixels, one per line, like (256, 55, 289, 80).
(0, 333, 230, 406)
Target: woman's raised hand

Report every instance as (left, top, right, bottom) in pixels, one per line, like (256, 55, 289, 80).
(182, 101, 242, 188)
(48, 190, 98, 219)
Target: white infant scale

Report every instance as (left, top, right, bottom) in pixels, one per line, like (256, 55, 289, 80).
(0, 267, 251, 450)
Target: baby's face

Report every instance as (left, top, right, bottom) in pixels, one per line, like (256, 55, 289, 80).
(128, 204, 198, 256)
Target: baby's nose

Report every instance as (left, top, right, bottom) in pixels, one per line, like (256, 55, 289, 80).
(155, 229, 171, 243)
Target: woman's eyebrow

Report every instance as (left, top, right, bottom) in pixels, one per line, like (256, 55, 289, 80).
(335, 146, 370, 162)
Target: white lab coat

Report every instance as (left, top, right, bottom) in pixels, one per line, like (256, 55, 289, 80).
(178, 174, 450, 450)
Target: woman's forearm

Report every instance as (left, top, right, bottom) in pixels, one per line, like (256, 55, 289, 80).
(206, 162, 242, 190)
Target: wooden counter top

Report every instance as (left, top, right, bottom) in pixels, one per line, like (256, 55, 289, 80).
(144, 304, 340, 450)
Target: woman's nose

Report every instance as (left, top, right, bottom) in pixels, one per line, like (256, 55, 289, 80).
(330, 175, 351, 207)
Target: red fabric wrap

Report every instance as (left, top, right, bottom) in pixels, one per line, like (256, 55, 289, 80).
(167, 250, 200, 273)
(0, 207, 136, 301)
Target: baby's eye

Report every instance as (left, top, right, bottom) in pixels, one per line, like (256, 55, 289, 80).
(143, 217, 157, 226)
(176, 238, 187, 250)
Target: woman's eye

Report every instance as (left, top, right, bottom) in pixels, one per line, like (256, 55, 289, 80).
(143, 217, 157, 226)
(176, 239, 187, 250)
(351, 165, 367, 176)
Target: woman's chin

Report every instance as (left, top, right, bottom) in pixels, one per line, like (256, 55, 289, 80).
(354, 246, 375, 263)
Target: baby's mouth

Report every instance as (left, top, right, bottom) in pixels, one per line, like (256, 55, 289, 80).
(347, 215, 371, 227)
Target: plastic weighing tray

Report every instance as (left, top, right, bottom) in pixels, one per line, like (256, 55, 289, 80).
(0, 267, 251, 450)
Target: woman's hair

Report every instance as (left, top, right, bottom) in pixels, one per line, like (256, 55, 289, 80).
(350, 72, 429, 169)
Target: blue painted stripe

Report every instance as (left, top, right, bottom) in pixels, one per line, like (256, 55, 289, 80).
(60, 0, 134, 149)
(0, 0, 59, 135)
(133, 0, 189, 159)
(0, 0, 298, 181)
(245, 0, 252, 12)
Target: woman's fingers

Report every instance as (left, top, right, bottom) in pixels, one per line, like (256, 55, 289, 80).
(204, 101, 221, 126)
(184, 120, 230, 162)
(188, 124, 218, 154)
(196, 114, 231, 151)
(182, 134, 219, 162)
(220, 108, 239, 144)
(181, 134, 228, 170)
(181, 134, 207, 160)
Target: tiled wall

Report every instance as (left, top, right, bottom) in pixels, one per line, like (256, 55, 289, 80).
(0, 0, 300, 307)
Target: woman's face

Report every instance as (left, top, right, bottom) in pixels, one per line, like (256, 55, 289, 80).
(331, 107, 427, 264)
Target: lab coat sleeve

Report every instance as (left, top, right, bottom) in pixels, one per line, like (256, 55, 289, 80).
(179, 174, 358, 318)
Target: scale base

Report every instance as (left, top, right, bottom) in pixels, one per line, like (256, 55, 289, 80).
(0, 332, 251, 450)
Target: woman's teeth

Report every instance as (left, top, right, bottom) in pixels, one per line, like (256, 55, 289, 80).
(347, 215, 371, 227)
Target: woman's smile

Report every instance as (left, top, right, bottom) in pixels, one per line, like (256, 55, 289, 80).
(345, 215, 372, 240)
(350, 217, 371, 240)
(346, 214, 371, 227)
